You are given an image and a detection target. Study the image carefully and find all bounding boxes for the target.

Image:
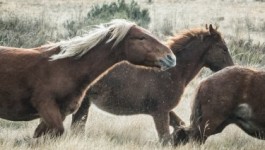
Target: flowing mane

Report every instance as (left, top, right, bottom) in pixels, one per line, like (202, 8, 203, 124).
(166, 28, 221, 53)
(50, 19, 135, 60)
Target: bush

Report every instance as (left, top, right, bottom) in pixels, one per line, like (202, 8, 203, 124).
(228, 38, 265, 66)
(64, 0, 151, 37)
(88, 0, 150, 27)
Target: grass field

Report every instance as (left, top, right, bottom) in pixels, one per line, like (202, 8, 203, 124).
(0, 0, 265, 149)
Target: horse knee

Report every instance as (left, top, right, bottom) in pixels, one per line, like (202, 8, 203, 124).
(169, 111, 185, 128)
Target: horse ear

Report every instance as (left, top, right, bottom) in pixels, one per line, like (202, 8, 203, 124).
(209, 24, 214, 34)
(209, 24, 218, 36)
(205, 24, 208, 30)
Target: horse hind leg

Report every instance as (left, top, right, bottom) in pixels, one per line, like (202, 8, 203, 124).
(234, 119, 265, 140)
(233, 103, 265, 140)
(71, 95, 91, 131)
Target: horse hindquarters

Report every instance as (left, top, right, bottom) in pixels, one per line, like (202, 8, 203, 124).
(173, 84, 230, 145)
(190, 100, 229, 143)
(231, 103, 265, 140)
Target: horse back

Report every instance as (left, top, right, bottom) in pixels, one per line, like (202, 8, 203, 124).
(0, 46, 46, 71)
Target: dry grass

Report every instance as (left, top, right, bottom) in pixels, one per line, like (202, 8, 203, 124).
(1, 0, 265, 149)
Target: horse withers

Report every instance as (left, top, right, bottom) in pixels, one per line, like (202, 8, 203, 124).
(173, 66, 265, 145)
(0, 19, 176, 138)
(71, 25, 234, 144)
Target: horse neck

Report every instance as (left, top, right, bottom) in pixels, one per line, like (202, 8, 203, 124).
(169, 40, 208, 86)
(64, 41, 123, 90)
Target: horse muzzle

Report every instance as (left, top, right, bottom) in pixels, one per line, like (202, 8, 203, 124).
(157, 54, 177, 71)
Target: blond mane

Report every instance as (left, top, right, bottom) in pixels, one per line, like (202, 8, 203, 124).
(50, 19, 135, 60)
(166, 28, 221, 52)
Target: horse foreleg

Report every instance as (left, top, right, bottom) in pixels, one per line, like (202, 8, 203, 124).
(152, 112, 171, 145)
(71, 96, 91, 130)
(33, 99, 65, 138)
(169, 111, 185, 129)
(33, 120, 49, 138)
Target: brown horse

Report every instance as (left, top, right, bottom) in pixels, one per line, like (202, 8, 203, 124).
(173, 66, 265, 145)
(0, 19, 176, 138)
(71, 25, 234, 144)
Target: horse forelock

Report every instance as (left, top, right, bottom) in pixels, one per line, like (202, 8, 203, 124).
(49, 19, 135, 60)
(166, 28, 222, 53)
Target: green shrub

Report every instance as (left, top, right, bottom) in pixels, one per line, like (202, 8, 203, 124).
(64, 0, 151, 37)
(87, 0, 150, 27)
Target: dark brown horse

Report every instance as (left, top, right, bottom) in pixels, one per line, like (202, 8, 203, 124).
(0, 19, 176, 138)
(173, 66, 265, 145)
(71, 25, 234, 144)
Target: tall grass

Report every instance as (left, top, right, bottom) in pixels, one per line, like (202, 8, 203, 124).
(0, 16, 59, 48)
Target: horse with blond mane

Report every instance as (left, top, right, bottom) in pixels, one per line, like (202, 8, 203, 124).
(71, 25, 234, 144)
(0, 19, 176, 137)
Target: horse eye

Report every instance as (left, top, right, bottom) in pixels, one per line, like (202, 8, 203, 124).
(138, 37, 145, 40)
(222, 47, 228, 52)
(130, 37, 145, 40)
(217, 44, 228, 52)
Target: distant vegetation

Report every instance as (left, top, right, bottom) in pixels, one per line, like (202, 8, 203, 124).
(229, 38, 265, 66)
(0, 16, 58, 48)
(64, 0, 151, 38)
(0, 0, 150, 47)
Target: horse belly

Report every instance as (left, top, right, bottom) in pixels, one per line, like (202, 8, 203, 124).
(91, 96, 145, 115)
(0, 93, 38, 121)
(0, 101, 38, 121)
(88, 73, 152, 115)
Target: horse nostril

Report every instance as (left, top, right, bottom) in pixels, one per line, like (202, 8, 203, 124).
(166, 54, 174, 61)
